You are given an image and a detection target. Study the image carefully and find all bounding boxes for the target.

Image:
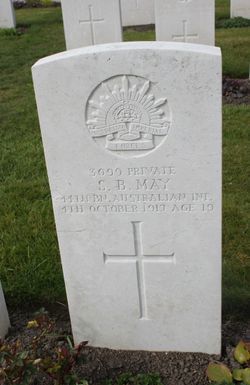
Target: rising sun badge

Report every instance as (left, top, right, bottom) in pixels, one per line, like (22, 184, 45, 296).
(86, 75, 172, 157)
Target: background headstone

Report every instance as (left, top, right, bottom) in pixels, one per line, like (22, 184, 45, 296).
(33, 41, 222, 354)
(155, 0, 215, 46)
(121, 0, 154, 26)
(231, 0, 250, 19)
(61, 0, 123, 50)
(0, 282, 10, 339)
(0, 0, 16, 29)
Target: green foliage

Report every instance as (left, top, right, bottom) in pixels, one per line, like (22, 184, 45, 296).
(210, 374, 250, 384)
(234, 341, 250, 364)
(232, 368, 250, 384)
(233, 369, 245, 381)
(207, 363, 233, 384)
(0, 310, 163, 385)
(222, 17, 250, 29)
(212, 383, 235, 385)
(0, 28, 17, 36)
(104, 373, 163, 385)
(207, 341, 250, 385)
(39, 340, 87, 385)
(0, 311, 88, 385)
(242, 369, 250, 385)
(0, 342, 38, 385)
(212, 383, 250, 385)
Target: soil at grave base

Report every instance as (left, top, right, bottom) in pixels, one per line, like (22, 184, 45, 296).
(223, 77, 250, 105)
(6, 304, 250, 385)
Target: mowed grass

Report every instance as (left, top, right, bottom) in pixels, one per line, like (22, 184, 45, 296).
(0, 7, 249, 317)
(216, 28, 250, 78)
(0, 9, 66, 304)
(216, 0, 230, 20)
(223, 105, 250, 317)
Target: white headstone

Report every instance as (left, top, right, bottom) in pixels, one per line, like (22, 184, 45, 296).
(231, 0, 250, 19)
(155, 0, 215, 46)
(32, 42, 222, 354)
(0, 0, 16, 29)
(0, 282, 10, 339)
(61, 0, 123, 50)
(121, 0, 154, 26)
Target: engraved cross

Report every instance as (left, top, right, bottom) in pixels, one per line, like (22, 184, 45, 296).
(172, 20, 198, 42)
(79, 5, 104, 44)
(104, 221, 175, 320)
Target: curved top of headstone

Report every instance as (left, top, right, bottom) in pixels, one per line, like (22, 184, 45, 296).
(33, 42, 221, 160)
(33, 42, 221, 69)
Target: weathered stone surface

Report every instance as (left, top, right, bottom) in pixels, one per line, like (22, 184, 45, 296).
(32, 42, 222, 354)
(231, 0, 250, 19)
(0, 0, 16, 29)
(61, 0, 122, 49)
(155, 0, 215, 46)
(121, 0, 154, 26)
(0, 282, 10, 339)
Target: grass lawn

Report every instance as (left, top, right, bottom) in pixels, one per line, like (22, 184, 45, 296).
(216, 0, 230, 20)
(216, 28, 250, 78)
(0, 7, 249, 318)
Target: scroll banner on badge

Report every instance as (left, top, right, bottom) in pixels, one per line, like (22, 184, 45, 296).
(90, 122, 170, 137)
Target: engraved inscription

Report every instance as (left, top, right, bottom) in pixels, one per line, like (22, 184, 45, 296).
(172, 20, 198, 42)
(86, 75, 172, 158)
(104, 221, 175, 319)
(59, 193, 214, 214)
(79, 5, 104, 44)
(57, 165, 215, 215)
